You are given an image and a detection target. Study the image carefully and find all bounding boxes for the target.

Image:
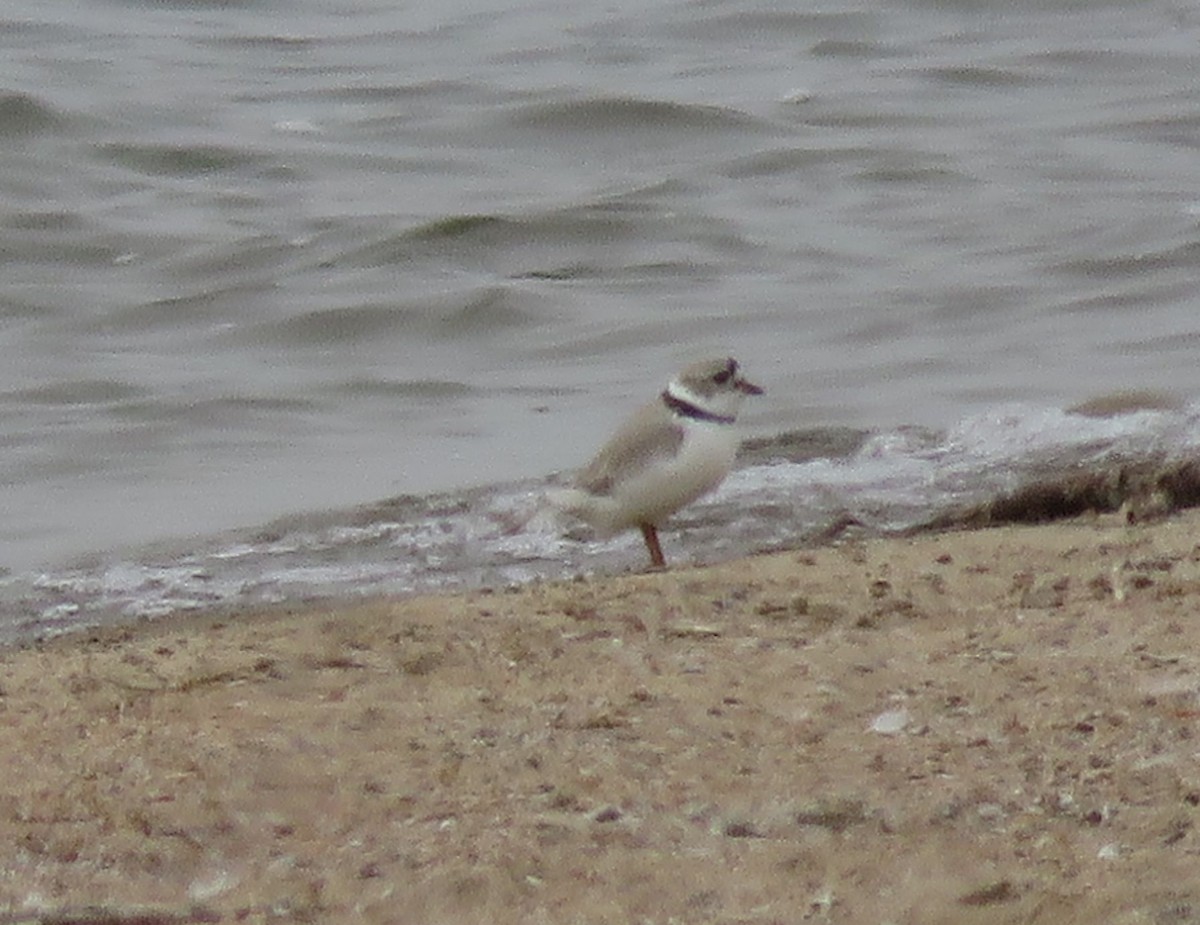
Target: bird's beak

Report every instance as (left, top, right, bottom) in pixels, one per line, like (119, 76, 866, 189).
(736, 377, 764, 395)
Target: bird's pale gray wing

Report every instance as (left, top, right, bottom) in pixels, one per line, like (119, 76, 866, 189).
(574, 403, 684, 496)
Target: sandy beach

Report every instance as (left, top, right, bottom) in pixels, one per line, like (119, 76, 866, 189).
(2, 509, 1200, 924)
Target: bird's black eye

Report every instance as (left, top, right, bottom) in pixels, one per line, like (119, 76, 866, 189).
(713, 358, 737, 384)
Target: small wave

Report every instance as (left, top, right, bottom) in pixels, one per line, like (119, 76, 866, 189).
(331, 192, 749, 285)
(434, 287, 549, 336)
(335, 211, 625, 267)
(115, 394, 319, 427)
(675, 9, 876, 42)
(720, 146, 877, 179)
(163, 234, 309, 281)
(921, 65, 1039, 88)
(95, 283, 276, 333)
(810, 39, 906, 60)
(396, 205, 644, 249)
(853, 156, 973, 187)
(513, 259, 717, 283)
(315, 79, 491, 106)
(243, 301, 415, 346)
(98, 141, 263, 177)
(242, 286, 547, 347)
(0, 92, 63, 136)
(504, 97, 770, 134)
(1050, 240, 1200, 280)
(406, 213, 510, 241)
(330, 377, 478, 401)
(1105, 330, 1200, 359)
(3, 210, 86, 233)
(1055, 280, 1198, 315)
(5, 379, 147, 407)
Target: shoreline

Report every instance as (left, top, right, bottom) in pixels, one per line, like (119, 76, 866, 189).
(2, 510, 1200, 922)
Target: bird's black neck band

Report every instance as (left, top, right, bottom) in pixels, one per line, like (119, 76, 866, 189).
(661, 389, 735, 424)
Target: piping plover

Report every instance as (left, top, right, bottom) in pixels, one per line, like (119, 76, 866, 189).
(551, 357, 763, 568)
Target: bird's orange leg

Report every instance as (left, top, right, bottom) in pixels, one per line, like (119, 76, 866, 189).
(639, 522, 666, 570)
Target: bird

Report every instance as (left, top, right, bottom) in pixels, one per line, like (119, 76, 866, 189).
(550, 356, 763, 569)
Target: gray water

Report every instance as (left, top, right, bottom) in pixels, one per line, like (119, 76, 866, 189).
(3, 0, 1200, 636)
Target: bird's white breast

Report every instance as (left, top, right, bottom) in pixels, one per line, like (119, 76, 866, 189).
(605, 419, 739, 529)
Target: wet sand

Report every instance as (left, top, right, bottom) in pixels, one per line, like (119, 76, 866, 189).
(2, 510, 1200, 923)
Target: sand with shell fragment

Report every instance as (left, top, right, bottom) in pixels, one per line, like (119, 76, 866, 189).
(1, 511, 1200, 923)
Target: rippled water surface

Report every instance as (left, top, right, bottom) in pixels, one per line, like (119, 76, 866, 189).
(2, 0, 1200, 635)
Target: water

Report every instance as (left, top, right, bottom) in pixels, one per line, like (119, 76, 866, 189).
(2, 0, 1200, 639)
